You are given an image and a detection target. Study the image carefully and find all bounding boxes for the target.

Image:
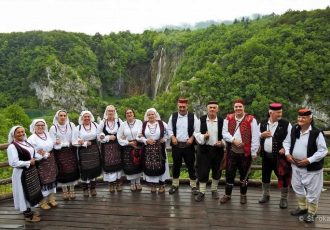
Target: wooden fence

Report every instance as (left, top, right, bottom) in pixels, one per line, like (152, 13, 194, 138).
(1, 131, 329, 200)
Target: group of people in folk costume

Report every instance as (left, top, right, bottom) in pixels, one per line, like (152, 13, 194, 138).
(7, 98, 327, 224)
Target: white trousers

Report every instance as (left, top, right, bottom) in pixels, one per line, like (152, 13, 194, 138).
(291, 165, 323, 204)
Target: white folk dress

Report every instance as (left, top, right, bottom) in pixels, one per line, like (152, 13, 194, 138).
(28, 133, 56, 197)
(136, 121, 171, 183)
(97, 118, 123, 183)
(74, 122, 99, 183)
(49, 122, 78, 186)
(7, 142, 34, 212)
(117, 120, 143, 180)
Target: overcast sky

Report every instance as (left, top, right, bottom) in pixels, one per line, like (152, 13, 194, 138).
(0, 0, 328, 35)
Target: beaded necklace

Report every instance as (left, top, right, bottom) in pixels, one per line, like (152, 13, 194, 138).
(83, 124, 92, 133)
(57, 124, 68, 134)
(106, 119, 115, 130)
(36, 132, 47, 141)
(148, 122, 158, 135)
(128, 119, 136, 139)
(15, 140, 33, 148)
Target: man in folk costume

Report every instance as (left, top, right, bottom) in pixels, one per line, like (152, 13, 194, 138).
(220, 99, 260, 204)
(258, 103, 292, 208)
(284, 108, 328, 223)
(167, 98, 199, 195)
(194, 101, 225, 202)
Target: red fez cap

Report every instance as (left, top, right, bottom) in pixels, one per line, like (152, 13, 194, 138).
(178, 98, 188, 104)
(298, 108, 312, 116)
(208, 101, 218, 105)
(269, 103, 282, 110)
(233, 98, 245, 105)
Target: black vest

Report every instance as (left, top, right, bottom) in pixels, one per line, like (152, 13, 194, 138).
(200, 115, 223, 143)
(289, 124, 324, 171)
(102, 119, 121, 136)
(13, 142, 33, 161)
(171, 112, 194, 137)
(260, 119, 289, 154)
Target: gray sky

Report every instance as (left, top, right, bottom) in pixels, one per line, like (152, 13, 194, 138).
(0, 0, 329, 35)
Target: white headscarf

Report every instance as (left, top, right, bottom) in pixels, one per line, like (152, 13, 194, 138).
(78, 110, 95, 125)
(144, 108, 161, 121)
(103, 105, 118, 120)
(29, 119, 48, 134)
(8, 125, 27, 143)
(53, 109, 70, 126)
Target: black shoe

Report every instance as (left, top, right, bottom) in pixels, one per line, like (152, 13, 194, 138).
(191, 187, 199, 195)
(220, 195, 231, 204)
(194, 192, 205, 202)
(258, 195, 270, 203)
(211, 190, 219, 200)
(279, 198, 288, 209)
(304, 213, 316, 223)
(290, 207, 308, 216)
(168, 186, 178, 194)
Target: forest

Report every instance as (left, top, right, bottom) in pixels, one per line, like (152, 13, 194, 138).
(0, 8, 329, 181)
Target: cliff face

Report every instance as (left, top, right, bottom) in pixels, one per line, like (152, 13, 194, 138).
(29, 46, 183, 111)
(29, 61, 92, 111)
(109, 46, 183, 98)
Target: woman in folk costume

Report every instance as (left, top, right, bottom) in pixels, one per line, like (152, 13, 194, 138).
(74, 110, 101, 197)
(117, 108, 143, 191)
(28, 119, 58, 210)
(49, 110, 80, 200)
(137, 108, 170, 193)
(97, 105, 123, 193)
(7, 126, 43, 222)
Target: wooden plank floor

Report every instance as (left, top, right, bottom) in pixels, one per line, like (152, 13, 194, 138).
(0, 184, 330, 229)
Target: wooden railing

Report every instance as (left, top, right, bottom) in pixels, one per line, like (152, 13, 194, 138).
(1, 132, 330, 200)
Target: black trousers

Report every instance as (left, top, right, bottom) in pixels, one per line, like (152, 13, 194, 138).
(262, 152, 278, 184)
(197, 145, 224, 183)
(225, 151, 251, 195)
(172, 145, 196, 180)
(262, 152, 290, 188)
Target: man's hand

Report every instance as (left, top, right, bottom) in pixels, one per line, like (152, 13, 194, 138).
(233, 139, 242, 147)
(171, 136, 178, 145)
(260, 131, 272, 139)
(279, 148, 285, 155)
(286, 155, 296, 165)
(186, 136, 194, 146)
(296, 158, 310, 167)
(204, 132, 210, 140)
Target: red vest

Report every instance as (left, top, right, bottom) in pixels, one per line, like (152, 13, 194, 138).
(227, 113, 254, 157)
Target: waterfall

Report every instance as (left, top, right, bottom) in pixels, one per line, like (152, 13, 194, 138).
(153, 47, 165, 99)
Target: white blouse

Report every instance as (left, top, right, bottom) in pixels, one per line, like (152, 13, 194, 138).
(49, 122, 77, 149)
(74, 122, 99, 147)
(117, 119, 143, 146)
(27, 133, 53, 160)
(136, 121, 168, 145)
(97, 118, 123, 142)
(7, 142, 34, 169)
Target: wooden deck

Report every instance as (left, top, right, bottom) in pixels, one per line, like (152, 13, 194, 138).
(0, 184, 330, 230)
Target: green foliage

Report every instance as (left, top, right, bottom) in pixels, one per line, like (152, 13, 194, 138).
(114, 95, 153, 121)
